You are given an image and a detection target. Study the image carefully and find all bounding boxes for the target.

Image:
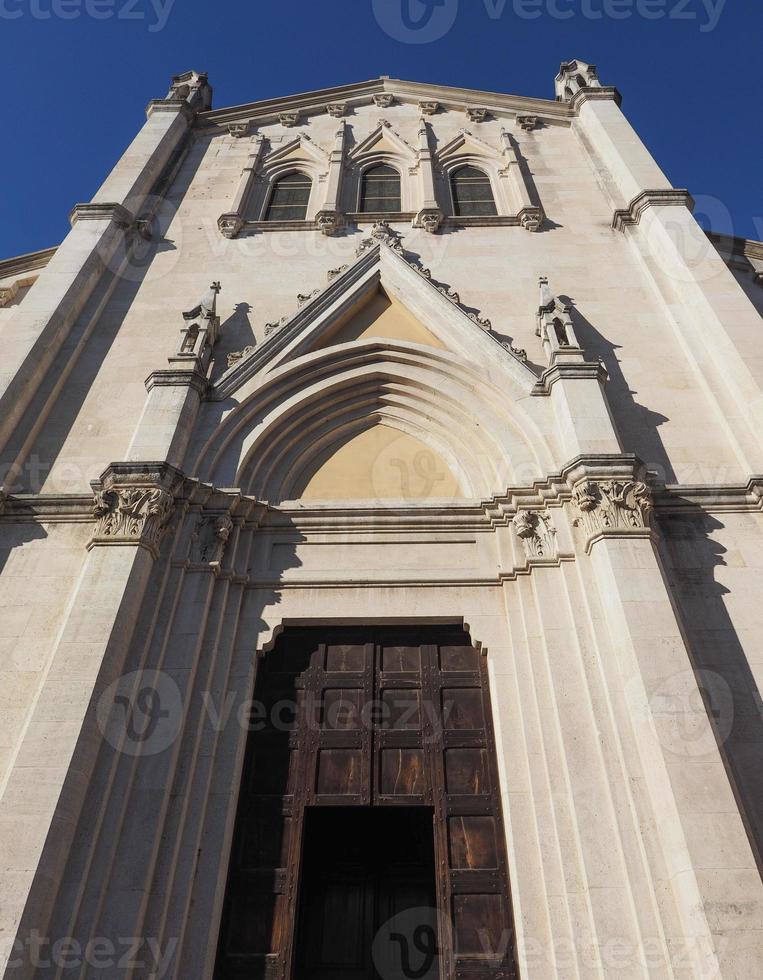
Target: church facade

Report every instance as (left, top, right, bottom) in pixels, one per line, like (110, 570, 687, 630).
(0, 62, 762, 978)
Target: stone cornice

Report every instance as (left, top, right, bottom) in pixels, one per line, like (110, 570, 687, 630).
(0, 245, 57, 281)
(569, 86, 622, 112)
(706, 230, 763, 263)
(533, 360, 608, 395)
(198, 76, 573, 132)
(145, 99, 197, 123)
(145, 369, 209, 396)
(69, 202, 136, 229)
(612, 189, 695, 232)
(4, 471, 763, 527)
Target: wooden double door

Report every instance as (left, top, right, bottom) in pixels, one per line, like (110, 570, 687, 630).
(215, 626, 517, 980)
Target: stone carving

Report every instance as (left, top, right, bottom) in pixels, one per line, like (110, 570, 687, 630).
(326, 102, 347, 117)
(227, 122, 250, 138)
(466, 311, 492, 331)
(519, 207, 543, 232)
(512, 511, 557, 560)
(190, 513, 234, 564)
(227, 345, 256, 368)
(571, 481, 653, 539)
(419, 101, 439, 115)
(218, 213, 244, 239)
(328, 265, 349, 282)
(356, 220, 405, 256)
(466, 107, 488, 123)
(316, 210, 343, 236)
(265, 315, 290, 335)
(178, 282, 222, 360)
(415, 207, 444, 235)
(373, 94, 394, 108)
(297, 288, 321, 306)
(517, 115, 538, 131)
(279, 111, 300, 127)
(91, 486, 175, 556)
(507, 345, 528, 362)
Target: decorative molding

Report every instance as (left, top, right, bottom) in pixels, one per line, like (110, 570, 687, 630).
(356, 220, 405, 256)
(571, 479, 653, 550)
(418, 101, 439, 115)
(516, 115, 538, 131)
(612, 189, 695, 232)
(88, 463, 185, 559)
(0, 276, 37, 308)
(327, 265, 349, 282)
(513, 510, 557, 560)
(326, 102, 347, 117)
(568, 86, 622, 111)
(0, 246, 57, 281)
(465, 106, 488, 123)
(69, 202, 135, 228)
(373, 94, 395, 108)
(279, 111, 301, 127)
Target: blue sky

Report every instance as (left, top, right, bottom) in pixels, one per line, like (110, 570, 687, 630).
(2, 0, 760, 258)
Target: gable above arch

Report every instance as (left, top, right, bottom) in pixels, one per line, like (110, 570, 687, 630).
(305, 286, 445, 353)
(297, 422, 463, 501)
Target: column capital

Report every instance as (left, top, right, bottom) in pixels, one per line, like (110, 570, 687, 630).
(88, 462, 186, 559)
(562, 455, 654, 553)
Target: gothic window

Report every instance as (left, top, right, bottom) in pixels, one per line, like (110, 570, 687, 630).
(360, 164, 401, 213)
(265, 172, 312, 221)
(450, 165, 498, 217)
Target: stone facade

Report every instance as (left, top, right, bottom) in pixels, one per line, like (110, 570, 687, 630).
(0, 62, 762, 978)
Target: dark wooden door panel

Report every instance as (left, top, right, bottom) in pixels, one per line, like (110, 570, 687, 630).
(214, 626, 518, 980)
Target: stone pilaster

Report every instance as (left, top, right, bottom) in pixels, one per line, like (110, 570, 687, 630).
(413, 118, 444, 234)
(315, 121, 346, 236)
(218, 134, 266, 238)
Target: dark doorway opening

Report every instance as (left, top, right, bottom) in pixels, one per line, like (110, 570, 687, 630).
(295, 806, 439, 980)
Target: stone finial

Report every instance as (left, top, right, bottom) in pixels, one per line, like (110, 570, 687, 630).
(539, 275, 555, 313)
(555, 60, 601, 102)
(178, 282, 222, 359)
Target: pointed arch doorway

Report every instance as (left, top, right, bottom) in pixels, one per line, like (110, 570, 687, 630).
(214, 626, 518, 980)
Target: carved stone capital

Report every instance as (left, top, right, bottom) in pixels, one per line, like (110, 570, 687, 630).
(570, 479, 653, 551)
(88, 463, 184, 559)
(512, 510, 557, 560)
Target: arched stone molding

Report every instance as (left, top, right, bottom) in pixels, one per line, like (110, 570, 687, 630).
(250, 135, 328, 221)
(193, 341, 553, 502)
(345, 120, 419, 216)
(436, 128, 542, 229)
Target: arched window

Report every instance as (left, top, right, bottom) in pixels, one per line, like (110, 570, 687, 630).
(360, 164, 401, 213)
(265, 172, 312, 221)
(450, 165, 498, 217)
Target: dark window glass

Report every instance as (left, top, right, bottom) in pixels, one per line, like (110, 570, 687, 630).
(450, 165, 498, 217)
(360, 164, 401, 213)
(265, 172, 312, 221)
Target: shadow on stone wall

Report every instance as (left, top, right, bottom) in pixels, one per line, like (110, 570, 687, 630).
(659, 509, 763, 874)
